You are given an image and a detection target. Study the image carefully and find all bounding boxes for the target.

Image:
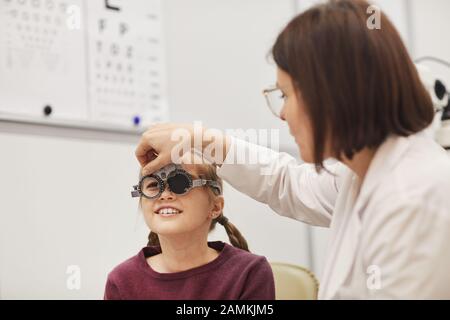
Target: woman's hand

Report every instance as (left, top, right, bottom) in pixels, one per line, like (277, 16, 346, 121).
(135, 123, 231, 175)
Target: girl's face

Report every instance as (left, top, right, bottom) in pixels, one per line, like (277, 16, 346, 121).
(277, 68, 316, 163)
(140, 164, 224, 240)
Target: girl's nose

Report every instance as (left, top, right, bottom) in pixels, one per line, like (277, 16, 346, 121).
(158, 184, 175, 200)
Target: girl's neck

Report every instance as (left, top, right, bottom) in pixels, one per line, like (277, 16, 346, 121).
(149, 234, 219, 273)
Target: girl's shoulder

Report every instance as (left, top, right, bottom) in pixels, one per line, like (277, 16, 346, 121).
(106, 249, 147, 282)
(216, 242, 272, 269)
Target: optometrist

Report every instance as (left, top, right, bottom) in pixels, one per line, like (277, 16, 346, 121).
(135, 0, 450, 299)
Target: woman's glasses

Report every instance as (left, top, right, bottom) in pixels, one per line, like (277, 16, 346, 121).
(263, 86, 285, 118)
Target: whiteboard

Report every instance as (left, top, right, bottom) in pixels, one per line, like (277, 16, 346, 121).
(0, 0, 169, 133)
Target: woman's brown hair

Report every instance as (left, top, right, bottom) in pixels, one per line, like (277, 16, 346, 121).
(272, 0, 434, 170)
(140, 164, 249, 252)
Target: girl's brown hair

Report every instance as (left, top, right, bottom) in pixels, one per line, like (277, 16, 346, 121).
(272, 0, 434, 171)
(140, 164, 249, 252)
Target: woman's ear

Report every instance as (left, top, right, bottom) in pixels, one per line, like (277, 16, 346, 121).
(209, 195, 224, 219)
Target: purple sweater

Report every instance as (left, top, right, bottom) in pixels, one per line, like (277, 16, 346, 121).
(104, 241, 275, 300)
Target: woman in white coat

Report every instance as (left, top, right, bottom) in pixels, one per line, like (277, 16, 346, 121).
(135, 0, 450, 299)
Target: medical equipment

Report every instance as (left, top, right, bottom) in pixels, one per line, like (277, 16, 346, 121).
(416, 59, 450, 150)
(436, 98, 450, 150)
(131, 163, 222, 199)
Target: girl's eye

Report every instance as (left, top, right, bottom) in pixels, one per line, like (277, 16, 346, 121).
(146, 183, 159, 189)
(280, 92, 287, 100)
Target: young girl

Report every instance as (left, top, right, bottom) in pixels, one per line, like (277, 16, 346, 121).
(104, 161, 275, 300)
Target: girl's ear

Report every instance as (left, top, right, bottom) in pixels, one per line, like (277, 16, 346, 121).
(209, 195, 224, 219)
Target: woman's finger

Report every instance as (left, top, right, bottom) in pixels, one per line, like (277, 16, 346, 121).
(135, 133, 158, 166)
(141, 154, 170, 176)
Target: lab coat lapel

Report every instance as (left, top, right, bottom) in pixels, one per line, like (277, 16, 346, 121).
(320, 135, 412, 299)
(319, 173, 362, 299)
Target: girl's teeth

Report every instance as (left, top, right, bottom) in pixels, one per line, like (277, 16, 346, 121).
(159, 208, 179, 215)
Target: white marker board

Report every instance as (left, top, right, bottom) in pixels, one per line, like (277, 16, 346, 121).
(0, 0, 168, 132)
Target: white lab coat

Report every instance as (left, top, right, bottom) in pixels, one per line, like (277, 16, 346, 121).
(216, 131, 450, 299)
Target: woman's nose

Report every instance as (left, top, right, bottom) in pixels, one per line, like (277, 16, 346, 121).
(280, 107, 287, 121)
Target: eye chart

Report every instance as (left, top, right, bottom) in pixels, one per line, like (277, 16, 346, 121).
(0, 0, 168, 131)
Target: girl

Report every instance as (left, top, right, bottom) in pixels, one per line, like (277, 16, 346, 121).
(104, 160, 275, 300)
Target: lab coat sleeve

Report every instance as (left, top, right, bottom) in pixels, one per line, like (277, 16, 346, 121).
(362, 195, 450, 299)
(216, 137, 343, 227)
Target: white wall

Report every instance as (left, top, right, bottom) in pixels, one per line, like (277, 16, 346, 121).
(0, 0, 310, 299)
(0, 128, 146, 299)
(163, 0, 296, 150)
(410, 0, 450, 85)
